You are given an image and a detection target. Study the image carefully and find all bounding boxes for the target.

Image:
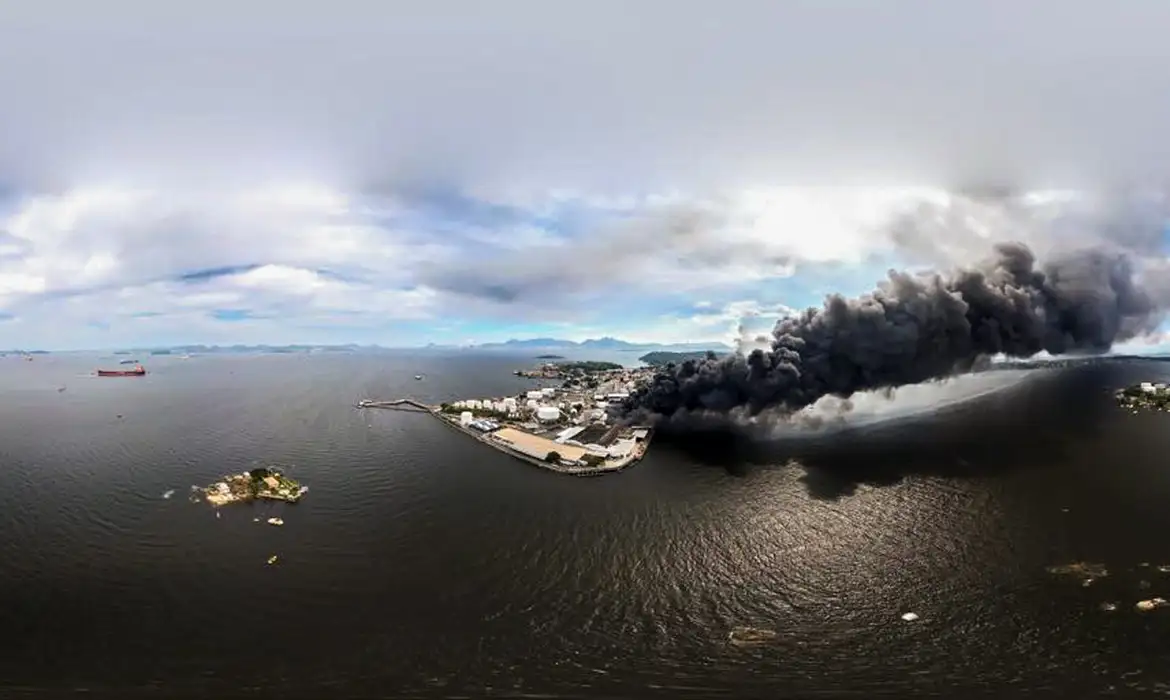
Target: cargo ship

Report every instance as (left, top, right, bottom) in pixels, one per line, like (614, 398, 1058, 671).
(97, 364, 146, 377)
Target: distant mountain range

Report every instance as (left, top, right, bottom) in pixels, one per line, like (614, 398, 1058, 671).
(466, 337, 733, 352)
(66, 338, 733, 355)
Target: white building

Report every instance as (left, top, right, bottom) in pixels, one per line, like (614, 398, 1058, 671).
(540, 388, 556, 397)
(536, 406, 561, 422)
(526, 390, 543, 400)
(607, 438, 636, 458)
(526, 399, 539, 409)
(460, 411, 474, 426)
(1141, 382, 1156, 393)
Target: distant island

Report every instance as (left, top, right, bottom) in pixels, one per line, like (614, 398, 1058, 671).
(639, 350, 730, 366)
(535, 354, 566, 360)
(1116, 382, 1170, 413)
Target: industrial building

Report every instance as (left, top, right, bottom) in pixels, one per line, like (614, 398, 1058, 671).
(535, 406, 561, 422)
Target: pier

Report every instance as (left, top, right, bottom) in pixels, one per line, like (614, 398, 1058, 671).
(356, 398, 434, 412)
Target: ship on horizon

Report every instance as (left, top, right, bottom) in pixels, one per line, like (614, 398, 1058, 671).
(97, 364, 146, 377)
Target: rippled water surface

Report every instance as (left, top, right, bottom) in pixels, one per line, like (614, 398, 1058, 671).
(4, 352, 1170, 698)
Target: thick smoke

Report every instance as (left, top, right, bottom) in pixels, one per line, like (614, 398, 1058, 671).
(625, 242, 1167, 425)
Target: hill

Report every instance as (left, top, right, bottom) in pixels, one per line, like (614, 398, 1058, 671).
(473, 337, 731, 353)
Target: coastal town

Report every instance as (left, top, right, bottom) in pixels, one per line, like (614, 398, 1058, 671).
(360, 360, 660, 475)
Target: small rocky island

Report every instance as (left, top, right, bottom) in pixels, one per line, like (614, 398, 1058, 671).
(1115, 382, 1170, 412)
(198, 466, 308, 507)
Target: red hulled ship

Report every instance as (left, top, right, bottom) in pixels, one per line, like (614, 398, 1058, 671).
(97, 364, 146, 377)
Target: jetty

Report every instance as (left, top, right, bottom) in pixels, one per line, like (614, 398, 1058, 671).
(356, 398, 433, 412)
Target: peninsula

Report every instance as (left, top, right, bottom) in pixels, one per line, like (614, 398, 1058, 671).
(197, 466, 309, 507)
(639, 350, 729, 366)
(514, 360, 623, 379)
(360, 364, 657, 475)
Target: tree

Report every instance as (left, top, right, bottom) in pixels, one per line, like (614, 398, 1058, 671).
(545, 451, 561, 463)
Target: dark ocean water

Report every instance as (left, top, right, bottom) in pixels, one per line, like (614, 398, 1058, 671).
(4, 352, 1170, 698)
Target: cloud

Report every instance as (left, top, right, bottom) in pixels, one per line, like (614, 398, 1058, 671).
(7, 2, 1170, 191)
(1, 183, 1168, 349)
(3, 5, 1170, 347)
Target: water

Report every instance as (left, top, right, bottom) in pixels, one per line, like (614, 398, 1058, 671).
(4, 352, 1170, 697)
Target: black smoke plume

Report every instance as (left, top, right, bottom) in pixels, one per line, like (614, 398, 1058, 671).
(624, 242, 1166, 425)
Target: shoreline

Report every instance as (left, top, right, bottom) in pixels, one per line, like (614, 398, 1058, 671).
(362, 400, 650, 476)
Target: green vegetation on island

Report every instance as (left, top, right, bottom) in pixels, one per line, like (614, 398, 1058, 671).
(535, 354, 566, 360)
(639, 350, 728, 366)
(557, 360, 622, 373)
(1116, 382, 1170, 412)
(197, 466, 309, 507)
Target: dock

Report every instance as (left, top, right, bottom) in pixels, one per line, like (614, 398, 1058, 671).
(356, 398, 434, 412)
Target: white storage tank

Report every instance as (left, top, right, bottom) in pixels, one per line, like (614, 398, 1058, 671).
(459, 411, 474, 426)
(526, 391, 542, 400)
(541, 388, 556, 397)
(536, 406, 561, 422)
(526, 399, 539, 409)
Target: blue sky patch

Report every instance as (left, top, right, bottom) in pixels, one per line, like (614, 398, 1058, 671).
(210, 308, 256, 322)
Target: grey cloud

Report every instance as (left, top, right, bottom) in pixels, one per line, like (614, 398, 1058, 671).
(3, 2, 1170, 190)
(417, 204, 728, 305)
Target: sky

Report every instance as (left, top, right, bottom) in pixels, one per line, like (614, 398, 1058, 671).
(3, 1, 1170, 351)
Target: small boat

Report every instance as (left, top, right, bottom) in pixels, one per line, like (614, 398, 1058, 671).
(97, 364, 146, 377)
(415, 374, 424, 380)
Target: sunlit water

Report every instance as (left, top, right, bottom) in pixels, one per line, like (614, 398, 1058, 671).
(3, 352, 1170, 697)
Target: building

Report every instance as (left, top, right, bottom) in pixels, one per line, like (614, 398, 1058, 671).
(460, 411, 474, 426)
(526, 390, 543, 400)
(555, 426, 586, 443)
(469, 419, 500, 432)
(1141, 382, 1156, 393)
(535, 406, 561, 422)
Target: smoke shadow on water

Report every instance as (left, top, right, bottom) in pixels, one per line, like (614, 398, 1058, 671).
(655, 366, 1118, 500)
